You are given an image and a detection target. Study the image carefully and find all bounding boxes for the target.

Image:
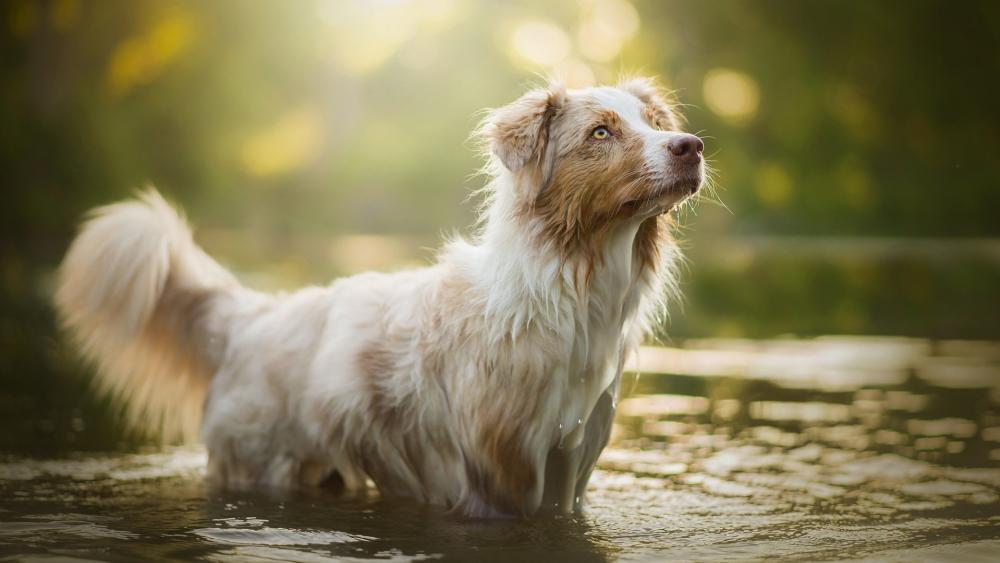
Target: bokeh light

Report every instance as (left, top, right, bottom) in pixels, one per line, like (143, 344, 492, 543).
(754, 162, 794, 208)
(3, 0, 998, 355)
(3, 6, 1000, 523)
(240, 107, 325, 178)
(576, 0, 640, 62)
(105, 6, 196, 96)
(316, 0, 459, 75)
(702, 68, 760, 123)
(510, 20, 572, 67)
(553, 58, 596, 88)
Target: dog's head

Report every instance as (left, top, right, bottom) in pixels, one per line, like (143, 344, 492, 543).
(482, 77, 703, 254)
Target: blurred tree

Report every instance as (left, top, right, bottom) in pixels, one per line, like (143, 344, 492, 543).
(1, 0, 998, 452)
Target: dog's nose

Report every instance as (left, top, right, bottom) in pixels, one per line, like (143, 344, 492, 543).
(667, 134, 704, 159)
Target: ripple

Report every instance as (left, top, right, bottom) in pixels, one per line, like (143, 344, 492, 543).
(0, 519, 137, 540)
(3, 336, 999, 562)
(193, 526, 373, 546)
(1, 556, 108, 563)
(836, 539, 1000, 563)
(205, 546, 441, 563)
(899, 480, 990, 497)
(0, 447, 206, 482)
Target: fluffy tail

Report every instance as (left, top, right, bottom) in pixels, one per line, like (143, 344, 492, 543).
(55, 188, 239, 443)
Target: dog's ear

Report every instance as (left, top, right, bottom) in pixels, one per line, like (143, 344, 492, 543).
(619, 76, 683, 132)
(484, 83, 566, 197)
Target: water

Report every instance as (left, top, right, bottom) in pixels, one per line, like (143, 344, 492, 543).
(2, 337, 999, 562)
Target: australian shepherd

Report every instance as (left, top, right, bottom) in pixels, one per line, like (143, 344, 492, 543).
(55, 78, 704, 517)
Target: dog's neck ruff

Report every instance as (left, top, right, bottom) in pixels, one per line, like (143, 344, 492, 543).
(444, 171, 672, 457)
(466, 172, 663, 331)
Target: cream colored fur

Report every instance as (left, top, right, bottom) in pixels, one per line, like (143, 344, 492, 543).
(55, 80, 702, 517)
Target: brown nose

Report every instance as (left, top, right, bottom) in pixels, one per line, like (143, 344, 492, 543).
(667, 134, 704, 158)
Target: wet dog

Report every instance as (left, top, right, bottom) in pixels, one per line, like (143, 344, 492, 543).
(55, 78, 704, 517)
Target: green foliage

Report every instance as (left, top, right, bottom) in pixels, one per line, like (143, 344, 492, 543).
(0, 1, 997, 451)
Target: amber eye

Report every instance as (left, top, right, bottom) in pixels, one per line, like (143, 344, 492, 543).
(591, 126, 611, 140)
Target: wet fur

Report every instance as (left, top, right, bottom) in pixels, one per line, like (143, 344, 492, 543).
(55, 78, 702, 517)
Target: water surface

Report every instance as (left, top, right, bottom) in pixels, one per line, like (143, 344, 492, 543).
(2, 337, 999, 562)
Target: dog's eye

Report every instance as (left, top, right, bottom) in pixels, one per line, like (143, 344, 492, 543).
(591, 126, 611, 140)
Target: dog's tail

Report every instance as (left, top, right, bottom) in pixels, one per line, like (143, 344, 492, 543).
(55, 188, 241, 443)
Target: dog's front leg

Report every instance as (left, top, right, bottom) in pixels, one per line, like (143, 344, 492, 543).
(539, 381, 617, 513)
(541, 439, 584, 513)
(572, 386, 616, 508)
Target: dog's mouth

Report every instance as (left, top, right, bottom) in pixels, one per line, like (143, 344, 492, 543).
(624, 175, 702, 216)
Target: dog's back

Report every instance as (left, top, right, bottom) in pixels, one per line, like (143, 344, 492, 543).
(54, 78, 700, 517)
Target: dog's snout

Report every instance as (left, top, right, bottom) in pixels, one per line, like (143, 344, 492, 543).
(667, 134, 704, 159)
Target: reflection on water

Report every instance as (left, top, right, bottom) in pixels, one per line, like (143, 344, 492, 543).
(1, 337, 999, 561)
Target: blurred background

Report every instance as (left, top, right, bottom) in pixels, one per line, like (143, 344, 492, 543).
(2, 0, 999, 458)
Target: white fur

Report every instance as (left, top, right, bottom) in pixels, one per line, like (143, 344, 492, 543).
(55, 85, 693, 517)
(589, 85, 691, 180)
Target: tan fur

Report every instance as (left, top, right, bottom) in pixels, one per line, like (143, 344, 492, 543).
(620, 76, 683, 131)
(55, 190, 239, 442)
(486, 81, 687, 285)
(533, 101, 650, 267)
(54, 79, 703, 517)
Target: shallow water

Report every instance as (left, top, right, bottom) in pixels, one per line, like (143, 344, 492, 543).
(2, 337, 999, 562)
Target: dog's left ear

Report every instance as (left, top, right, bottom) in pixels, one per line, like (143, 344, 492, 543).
(619, 76, 683, 132)
(484, 83, 567, 199)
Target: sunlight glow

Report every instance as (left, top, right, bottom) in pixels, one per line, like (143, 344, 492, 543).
(329, 235, 418, 273)
(703, 68, 760, 123)
(510, 20, 572, 66)
(105, 6, 196, 96)
(316, 0, 458, 75)
(241, 108, 324, 177)
(317, 0, 418, 74)
(576, 0, 640, 62)
(553, 58, 596, 88)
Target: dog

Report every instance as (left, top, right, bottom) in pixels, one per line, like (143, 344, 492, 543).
(55, 77, 704, 517)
